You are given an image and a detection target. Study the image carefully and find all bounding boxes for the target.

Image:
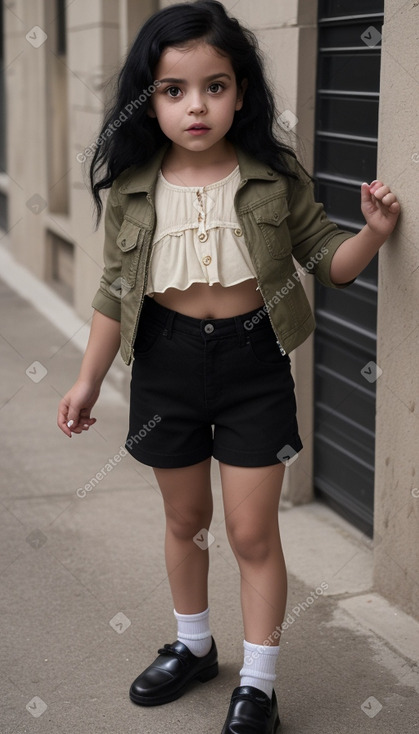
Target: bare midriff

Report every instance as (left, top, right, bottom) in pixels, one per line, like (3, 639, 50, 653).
(151, 279, 265, 319)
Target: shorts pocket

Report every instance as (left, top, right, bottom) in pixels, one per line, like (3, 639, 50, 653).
(246, 328, 290, 366)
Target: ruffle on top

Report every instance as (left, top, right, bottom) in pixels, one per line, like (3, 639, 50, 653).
(145, 165, 257, 296)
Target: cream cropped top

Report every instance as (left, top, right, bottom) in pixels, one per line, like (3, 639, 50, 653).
(145, 165, 257, 296)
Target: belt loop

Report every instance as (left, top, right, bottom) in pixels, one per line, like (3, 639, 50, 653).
(234, 315, 246, 347)
(162, 309, 176, 339)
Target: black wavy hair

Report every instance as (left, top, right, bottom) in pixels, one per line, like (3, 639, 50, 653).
(89, 0, 300, 224)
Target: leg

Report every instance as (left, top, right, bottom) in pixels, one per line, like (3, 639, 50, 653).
(153, 456, 213, 614)
(219, 462, 284, 732)
(220, 462, 287, 644)
(130, 457, 218, 707)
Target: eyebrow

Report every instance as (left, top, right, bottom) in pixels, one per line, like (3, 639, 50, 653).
(157, 73, 232, 84)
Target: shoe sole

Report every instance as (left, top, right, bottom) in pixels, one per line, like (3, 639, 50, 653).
(221, 710, 281, 733)
(129, 661, 219, 706)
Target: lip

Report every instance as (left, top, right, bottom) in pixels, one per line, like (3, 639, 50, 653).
(186, 124, 211, 136)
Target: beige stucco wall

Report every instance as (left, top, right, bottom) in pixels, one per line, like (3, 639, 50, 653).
(373, 0, 419, 620)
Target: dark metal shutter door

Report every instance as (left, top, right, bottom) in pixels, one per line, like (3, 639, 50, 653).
(313, 1, 384, 536)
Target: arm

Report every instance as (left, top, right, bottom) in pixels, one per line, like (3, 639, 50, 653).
(57, 182, 126, 438)
(285, 159, 358, 289)
(57, 310, 121, 438)
(330, 180, 401, 284)
(78, 309, 121, 385)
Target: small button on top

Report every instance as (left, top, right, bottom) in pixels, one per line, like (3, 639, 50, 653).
(204, 323, 214, 334)
(273, 213, 279, 221)
(198, 232, 209, 242)
(234, 227, 243, 236)
(202, 255, 212, 266)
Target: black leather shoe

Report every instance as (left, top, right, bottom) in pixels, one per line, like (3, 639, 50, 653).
(129, 638, 218, 706)
(221, 686, 280, 733)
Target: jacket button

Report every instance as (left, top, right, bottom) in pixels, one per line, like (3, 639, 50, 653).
(234, 227, 243, 236)
(267, 170, 274, 176)
(198, 232, 209, 242)
(273, 213, 279, 220)
(121, 238, 126, 246)
(202, 255, 212, 266)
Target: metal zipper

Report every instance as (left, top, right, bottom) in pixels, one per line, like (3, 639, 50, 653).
(255, 278, 287, 356)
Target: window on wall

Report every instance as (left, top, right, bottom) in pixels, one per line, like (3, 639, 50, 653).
(46, 0, 69, 214)
(46, 230, 75, 304)
(56, 0, 66, 56)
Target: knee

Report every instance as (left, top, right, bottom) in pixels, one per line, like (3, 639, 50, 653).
(165, 507, 212, 543)
(226, 521, 276, 564)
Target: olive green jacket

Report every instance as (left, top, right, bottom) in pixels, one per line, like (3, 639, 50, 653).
(92, 145, 354, 365)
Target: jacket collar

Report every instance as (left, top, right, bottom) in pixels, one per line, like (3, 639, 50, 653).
(118, 143, 281, 194)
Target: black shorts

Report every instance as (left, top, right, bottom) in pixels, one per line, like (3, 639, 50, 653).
(126, 296, 303, 468)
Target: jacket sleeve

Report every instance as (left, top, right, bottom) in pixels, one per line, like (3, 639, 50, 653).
(286, 159, 356, 289)
(91, 183, 124, 321)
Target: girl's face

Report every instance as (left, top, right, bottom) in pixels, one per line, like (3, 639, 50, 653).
(148, 42, 245, 158)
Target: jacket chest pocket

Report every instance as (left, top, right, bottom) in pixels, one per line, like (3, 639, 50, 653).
(254, 200, 292, 259)
(116, 218, 147, 289)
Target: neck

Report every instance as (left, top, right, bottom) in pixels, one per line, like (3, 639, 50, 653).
(164, 139, 237, 173)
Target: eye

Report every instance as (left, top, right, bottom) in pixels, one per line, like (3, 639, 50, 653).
(208, 82, 224, 94)
(166, 86, 181, 98)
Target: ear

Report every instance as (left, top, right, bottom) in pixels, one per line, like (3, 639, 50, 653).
(235, 78, 248, 111)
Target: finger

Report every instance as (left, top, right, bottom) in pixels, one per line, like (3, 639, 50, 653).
(71, 416, 97, 434)
(58, 418, 72, 437)
(81, 418, 97, 431)
(361, 182, 372, 204)
(369, 179, 384, 194)
(57, 401, 72, 438)
(58, 413, 72, 438)
(66, 408, 81, 434)
(389, 200, 401, 214)
(371, 184, 391, 201)
(78, 412, 96, 426)
(381, 192, 397, 207)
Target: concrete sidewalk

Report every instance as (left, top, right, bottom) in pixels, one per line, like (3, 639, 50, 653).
(1, 254, 418, 734)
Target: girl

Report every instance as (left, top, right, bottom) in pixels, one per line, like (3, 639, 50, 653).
(57, 2, 400, 732)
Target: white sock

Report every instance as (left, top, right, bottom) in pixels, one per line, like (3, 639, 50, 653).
(239, 639, 279, 698)
(173, 607, 212, 657)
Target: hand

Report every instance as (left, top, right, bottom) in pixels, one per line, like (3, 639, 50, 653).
(361, 180, 401, 240)
(57, 380, 100, 438)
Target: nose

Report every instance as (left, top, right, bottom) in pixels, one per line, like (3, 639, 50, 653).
(187, 91, 207, 114)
